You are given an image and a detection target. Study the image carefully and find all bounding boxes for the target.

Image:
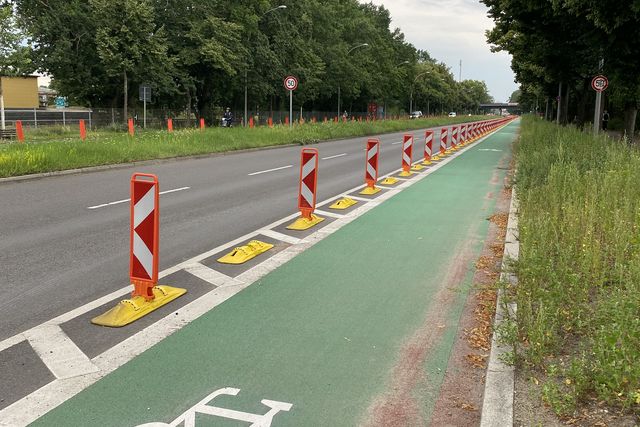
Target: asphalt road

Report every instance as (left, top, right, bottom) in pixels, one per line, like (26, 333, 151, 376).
(0, 126, 451, 342)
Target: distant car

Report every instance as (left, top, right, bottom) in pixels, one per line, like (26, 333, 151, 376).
(448, 112, 457, 117)
(410, 110, 422, 119)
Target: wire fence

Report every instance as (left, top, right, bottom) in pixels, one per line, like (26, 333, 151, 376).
(1, 107, 424, 133)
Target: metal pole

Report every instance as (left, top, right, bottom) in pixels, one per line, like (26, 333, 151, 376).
(337, 85, 340, 118)
(556, 82, 562, 124)
(34, 107, 37, 129)
(0, 81, 4, 130)
(89, 110, 92, 130)
(593, 91, 602, 135)
(63, 110, 66, 127)
(289, 90, 292, 128)
(143, 97, 147, 129)
(244, 69, 248, 127)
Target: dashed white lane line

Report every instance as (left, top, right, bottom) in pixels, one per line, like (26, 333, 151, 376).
(87, 187, 191, 210)
(321, 153, 347, 160)
(258, 229, 302, 245)
(23, 325, 99, 379)
(247, 165, 293, 176)
(391, 141, 402, 145)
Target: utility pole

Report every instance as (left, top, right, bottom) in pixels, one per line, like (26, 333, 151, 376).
(459, 60, 462, 82)
(593, 58, 605, 136)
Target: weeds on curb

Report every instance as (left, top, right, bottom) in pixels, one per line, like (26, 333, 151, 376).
(514, 116, 640, 416)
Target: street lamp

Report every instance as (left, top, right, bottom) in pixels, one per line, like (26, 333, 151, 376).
(244, 5, 287, 127)
(410, 71, 430, 114)
(338, 43, 369, 117)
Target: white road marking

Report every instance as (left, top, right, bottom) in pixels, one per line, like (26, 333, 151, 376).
(391, 141, 402, 145)
(183, 263, 239, 287)
(258, 229, 301, 245)
(247, 165, 293, 176)
(314, 209, 344, 219)
(23, 325, 99, 379)
(87, 187, 190, 210)
(321, 153, 347, 160)
(478, 148, 503, 152)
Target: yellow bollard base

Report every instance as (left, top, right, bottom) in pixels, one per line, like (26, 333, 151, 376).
(330, 197, 358, 210)
(217, 240, 274, 264)
(421, 159, 432, 166)
(359, 186, 382, 195)
(286, 214, 325, 230)
(91, 285, 187, 327)
(410, 164, 424, 171)
(380, 177, 399, 185)
(398, 170, 413, 177)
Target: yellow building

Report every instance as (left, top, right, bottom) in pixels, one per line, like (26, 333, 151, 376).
(0, 76, 39, 108)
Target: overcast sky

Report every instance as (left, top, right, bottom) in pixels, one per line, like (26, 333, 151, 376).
(360, 0, 518, 102)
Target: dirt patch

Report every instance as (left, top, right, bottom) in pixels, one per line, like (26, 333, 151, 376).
(361, 239, 477, 427)
(428, 176, 512, 427)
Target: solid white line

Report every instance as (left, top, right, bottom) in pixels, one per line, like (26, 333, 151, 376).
(391, 141, 402, 145)
(23, 325, 99, 379)
(87, 187, 191, 210)
(247, 165, 293, 176)
(321, 153, 347, 160)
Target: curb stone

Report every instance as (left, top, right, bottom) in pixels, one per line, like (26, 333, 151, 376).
(480, 187, 519, 427)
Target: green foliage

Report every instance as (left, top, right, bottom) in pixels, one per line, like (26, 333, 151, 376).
(515, 116, 640, 415)
(12, 0, 491, 117)
(0, 3, 33, 76)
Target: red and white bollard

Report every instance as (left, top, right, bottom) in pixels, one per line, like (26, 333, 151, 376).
(399, 134, 414, 176)
(287, 148, 324, 230)
(129, 173, 160, 300)
(16, 120, 24, 142)
(360, 139, 381, 195)
(422, 130, 434, 165)
(440, 127, 449, 156)
(451, 126, 459, 150)
(91, 173, 186, 327)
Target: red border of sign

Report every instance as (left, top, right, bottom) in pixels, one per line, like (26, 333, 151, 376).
(284, 75, 299, 91)
(591, 75, 608, 92)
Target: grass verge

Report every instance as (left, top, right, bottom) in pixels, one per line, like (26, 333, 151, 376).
(0, 116, 488, 178)
(512, 116, 640, 417)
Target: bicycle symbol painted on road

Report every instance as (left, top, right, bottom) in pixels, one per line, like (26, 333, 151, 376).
(137, 387, 293, 427)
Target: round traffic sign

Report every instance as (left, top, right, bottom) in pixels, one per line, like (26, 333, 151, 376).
(283, 76, 298, 91)
(591, 75, 608, 92)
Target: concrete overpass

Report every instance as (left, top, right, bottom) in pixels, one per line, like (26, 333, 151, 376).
(479, 102, 521, 114)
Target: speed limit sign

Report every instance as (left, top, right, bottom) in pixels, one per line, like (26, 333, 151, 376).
(283, 75, 299, 91)
(591, 75, 608, 92)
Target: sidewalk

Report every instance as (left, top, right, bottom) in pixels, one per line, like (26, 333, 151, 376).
(30, 121, 519, 427)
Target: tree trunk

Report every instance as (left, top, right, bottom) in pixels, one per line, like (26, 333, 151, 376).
(561, 85, 570, 125)
(123, 70, 128, 123)
(623, 105, 637, 143)
(186, 90, 192, 127)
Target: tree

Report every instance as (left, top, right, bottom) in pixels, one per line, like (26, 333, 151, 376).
(91, 0, 171, 121)
(0, 3, 33, 129)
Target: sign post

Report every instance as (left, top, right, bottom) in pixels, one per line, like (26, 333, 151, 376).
(283, 76, 298, 128)
(139, 85, 152, 129)
(591, 74, 608, 136)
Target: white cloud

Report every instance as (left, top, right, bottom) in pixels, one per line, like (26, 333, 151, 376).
(361, 0, 518, 102)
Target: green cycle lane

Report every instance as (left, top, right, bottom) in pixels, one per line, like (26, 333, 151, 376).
(33, 120, 519, 427)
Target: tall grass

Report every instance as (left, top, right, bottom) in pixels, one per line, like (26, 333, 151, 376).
(514, 116, 640, 414)
(0, 116, 487, 178)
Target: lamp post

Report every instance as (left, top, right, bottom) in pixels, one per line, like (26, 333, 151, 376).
(244, 5, 287, 127)
(409, 71, 430, 114)
(337, 43, 369, 118)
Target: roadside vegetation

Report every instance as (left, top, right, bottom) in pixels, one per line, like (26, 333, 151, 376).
(509, 116, 640, 417)
(0, 115, 486, 178)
